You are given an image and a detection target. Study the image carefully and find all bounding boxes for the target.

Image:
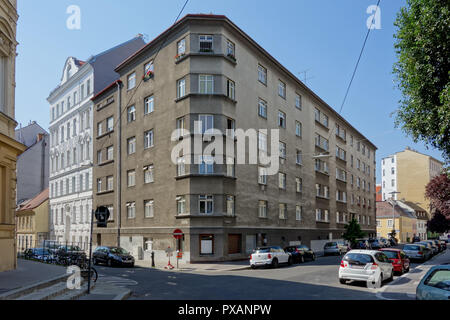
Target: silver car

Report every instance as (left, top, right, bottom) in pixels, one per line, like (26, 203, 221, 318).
(403, 244, 431, 261)
(416, 265, 450, 300)
(418, 241, 438, 255)
(324, 242, 349, 256)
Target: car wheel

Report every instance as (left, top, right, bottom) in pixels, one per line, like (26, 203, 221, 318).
(388, 270, 394, 282)
(339, 278, 346, 285)
(271, 259, 279, 269)
(251, 265, 256, 269)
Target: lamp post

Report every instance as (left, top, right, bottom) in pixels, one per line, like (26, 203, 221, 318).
(389, 191, 401, 240)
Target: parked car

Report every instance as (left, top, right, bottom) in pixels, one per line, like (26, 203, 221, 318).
(440, 240, 447, 250)
(412, 235, 421, 243)
(295, 245, 316, 261)
(339, 250, 394, 288)
(416, 264, 450, 300)
(352, 239, 369, 249)
(24, 248, 54, 262)
(380, 248, 410, 275)
(417, 241, 438, 255)
(323, 242, 349, 256)
(403, 244, 431, 262)
(368, 239, 383, 250)
(250, 246, 292, 269)
(388, 238, 398, 246)
(93, 246, 135, 267)
(284, 246, 306, 263)
(431, 239, 444, 253)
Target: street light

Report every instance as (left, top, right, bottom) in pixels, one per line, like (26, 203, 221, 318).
(389, 191, 401, 240)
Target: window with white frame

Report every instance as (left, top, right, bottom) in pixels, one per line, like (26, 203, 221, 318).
(177, 78, 186, 98)
(258, 99, 267, 118)
(226, 195, 235, 217)
(199, 35, 213, 51)
(226, 157, 235, 177)
(177, 157, 186, 176)
(227, 79, 235, 100)
(127, 72, 136, 90)
(295, 121, 302, 137)
(199, 155, 214, 174)
(176, 117, 186, 137)
(199, 75, 214, 94)
(258, 166, 267, 185)
(127, 170, 136, 187)
(97, 178, 102, 192)
(127, 202, 136, 219)
(226, 39, 235, 57)
(127, 105, 136, 123)
(177, 38, 186, 56)
(279, 172, 286, 189)
(177, 196, 186, 215)
(144, 200, 154, 218)
(106, 116, 113, 132)
(144, 130, 154, 149)
(144, 61, 154, 77)
(278, 81, 286, 98)
(336, 190, 347, 203)
(144, 165, 154, 183)
(107, 146, 113, 161)
(279, 141, 286, 159)
(278, 111, 286, 128)
(296, 177, 302, 193)
(127, 137, 136, 155)
(279, 203, 287, 219)
(198, 114, 214, 134)
(336, 168, 347, 182)
(258, 200, 267, 218)
(258, 65, 267, 84)
(295, 94, 302, 110)
(107, 176, 113, 191)
(144, 95, 154, 114)
(296, 150, 302, 165)
(199, 195, 213, 214)
(296, 205, 302, 221)
(97, 150, 102, 164)
(258, 131, 267, 154)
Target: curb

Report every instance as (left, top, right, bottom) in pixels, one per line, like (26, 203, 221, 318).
(113, 289, 132, 300)
(0, 273, 69, 300)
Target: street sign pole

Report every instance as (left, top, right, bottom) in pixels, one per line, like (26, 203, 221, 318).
(87, 209, 94, 294)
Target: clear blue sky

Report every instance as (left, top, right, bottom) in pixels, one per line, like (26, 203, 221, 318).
(15, 0, 445, 183)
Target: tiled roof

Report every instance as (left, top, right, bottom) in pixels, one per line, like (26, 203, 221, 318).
(17, 189, 49, 212)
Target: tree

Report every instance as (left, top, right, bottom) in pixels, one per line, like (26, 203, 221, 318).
(343, 219, 367, 247)
(393, 0, 450, 161)
(427, 210, 450, 234)
(425, 173, 450, 219)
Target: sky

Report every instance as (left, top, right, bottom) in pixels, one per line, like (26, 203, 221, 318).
(15, 0, 445, 183)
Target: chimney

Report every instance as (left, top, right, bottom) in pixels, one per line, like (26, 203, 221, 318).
(37, 133, 44, 142)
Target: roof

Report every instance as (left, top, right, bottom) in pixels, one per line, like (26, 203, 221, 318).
(92, 80, 122, 101)
(17, 188, 49, 212)
(113, 14, 378, 150)
(403, 201, 427, 213)
(382, 147, 444, 165)
(376, 201, 413, 219)
(15, 122, 48, 148)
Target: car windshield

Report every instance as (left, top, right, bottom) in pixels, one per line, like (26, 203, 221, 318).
(404, 245, 420, 251)
(344, 253, 374, 265)
(34, 249, 49, 255)
(325, 242, 337, 247)
(383, 251, 399, 259)
(109, 247, 128, 255)
(425, 270, 450, 291)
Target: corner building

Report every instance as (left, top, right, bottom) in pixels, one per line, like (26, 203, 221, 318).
(93, 14, 377, 263)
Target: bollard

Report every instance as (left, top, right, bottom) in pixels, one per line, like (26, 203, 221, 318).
(151, 251, 155, 268)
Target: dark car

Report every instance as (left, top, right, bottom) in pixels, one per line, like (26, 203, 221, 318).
(353, 239, 369, 249)
(412, 236, 421, 243)
(388, 238, 398, 246)
(368, 239, 382, 250)
(93, 246, 135, 267)
(285, 245, 316, 262)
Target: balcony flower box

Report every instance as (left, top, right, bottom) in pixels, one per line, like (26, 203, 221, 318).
(143, 71, 154, 82)
(175, 53, 186, 61)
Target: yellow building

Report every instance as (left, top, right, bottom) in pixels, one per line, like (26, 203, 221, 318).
(0, 0, 26, 272)
(16, 189, 49, 251)
(376, 200, 418, 243)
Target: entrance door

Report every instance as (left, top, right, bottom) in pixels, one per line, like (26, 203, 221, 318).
(228, 234, 242, 254)
(246, 235, 257, 254)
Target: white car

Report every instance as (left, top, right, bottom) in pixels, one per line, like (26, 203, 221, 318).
(250, 246, 292, 269)
(339, 250, 394, 288)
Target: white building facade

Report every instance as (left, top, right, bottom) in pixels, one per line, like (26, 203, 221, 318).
(48, 57, 94, 248)
(381, 154, 397, 201)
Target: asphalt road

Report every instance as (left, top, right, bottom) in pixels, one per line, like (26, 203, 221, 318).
(94, 247, 449, 300)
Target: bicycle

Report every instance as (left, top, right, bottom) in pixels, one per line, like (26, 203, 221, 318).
(76, 257, 98, 283)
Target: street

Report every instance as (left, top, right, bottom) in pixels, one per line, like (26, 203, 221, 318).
(93, 248, 450, 300)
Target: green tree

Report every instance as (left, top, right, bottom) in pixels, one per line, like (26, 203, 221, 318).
(343, 219, 367, 247)
(393, 0, 450, 161)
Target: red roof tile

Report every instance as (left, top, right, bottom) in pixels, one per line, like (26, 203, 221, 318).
(17, 189, 49, 212)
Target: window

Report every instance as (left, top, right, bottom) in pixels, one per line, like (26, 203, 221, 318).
(258, 201, 267, 218)
(97, 150, 102, 164)
(258, 65, 267, 84)
(226, 157, 235, 177)
(278, 81, 286, 98)
(258, 99, 267, 118)
(391, 179, 395, 187)
(316, 209, 329, 222)
(127, 137, 136, 155)
(336, 146, 346, 161)
(177, 157, 185, 176)
(279, 141, 286, 159)
(177, 78, 186, 98)
(278, 111, 286, 128)
(177, 196, 186, 215)
(336, 190, 347, 203)
(177, 38, 186, 55)
(315, 108, 329, 127)
(200, 235, 214, 255)
(127, 106, 136, 123)
(258, 131, 267, 153)
(295, 94, 302, 110)
(199, 156, 214, 174)
(199, 75, 214, 94)
(226, 39, 235, 57)
(67, 123, 70, 140)
(127, 202, 136, 219)
(278, 172, 286, 189)
(315, 159, 329, 174)
(296, 150, 302, 165)
(226, 195, 235, 217)
(97, 178, 102, 192)
(107, 146, 113, 161)
(144, 95, 154, 114)
(144, 61, 154, 78)
(127, 72, 136, 90)
(144, 130, 154, 149)
(295, 121, 302, 137)
(106, 117, 113, 132)
(87, 79, 91, 95)
(279, 203, 287, 219)
(296, 177, 302, 193)
(315, 133, 329, 151)
(106, 176, 113, 191)
(97, 122, 103, 137)
(144, 165, 154, 183)
(107, 205, 114, 221)
(391, 167, 395, 175)
(227, 79, 235, 100)
(144, 200, 154, 218)
(73, 92, 77, 105)
(226, 118, 235, 138)
(296, 205, 302, 221)
(387, 219, 393, 227)
(198, 114, 214, 134)
(335, 124, 347, 141)
(336, 168, 347, 182)
(258, 167, 267, 185)
(127, 170, 136, 187)
(176, 117, 186, 137)
(199, 195, 213, 214)
(199, 35, 213, 51)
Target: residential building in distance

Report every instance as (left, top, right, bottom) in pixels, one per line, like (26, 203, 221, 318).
(376, 184, 382, 202)
(92, 14, 377, 263)
(0, 0, 26, 272)
(15, 121, 49, 205)
(380, 147, 443, 215)
(47, 36, 145, 248)
(376, 199, 428, 243)
(16, 188, 49, 251)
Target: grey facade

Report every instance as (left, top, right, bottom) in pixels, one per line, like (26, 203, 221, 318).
(15, 122, 49, 205)
(93, 14, 377, 263)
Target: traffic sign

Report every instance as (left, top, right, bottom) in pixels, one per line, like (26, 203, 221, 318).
(173, 229, 184, 239)
(95, 206, 110, 228)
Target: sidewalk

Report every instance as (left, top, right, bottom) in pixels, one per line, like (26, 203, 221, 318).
(134, 259, 250, 272)
(376, 249, 450, 300)
(0, 259, 66, 295)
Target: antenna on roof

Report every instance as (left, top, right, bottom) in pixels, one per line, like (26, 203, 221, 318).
(298, 69, 314, 85)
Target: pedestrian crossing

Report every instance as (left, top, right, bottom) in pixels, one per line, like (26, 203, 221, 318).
(98, 274, 138, 288)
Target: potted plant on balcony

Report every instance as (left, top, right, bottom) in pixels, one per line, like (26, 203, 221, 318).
(143, 70, 154, 81)
(175, 53, 186, 61)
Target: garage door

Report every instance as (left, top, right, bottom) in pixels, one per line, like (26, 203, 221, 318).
(228, 234, 242, 254)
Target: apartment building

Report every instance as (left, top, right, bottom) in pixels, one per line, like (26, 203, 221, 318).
(0, 0, 26, 272)
(47, 36, 145, 246)
(92, 14, 377, 263)
(381, 147, 443, 214)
